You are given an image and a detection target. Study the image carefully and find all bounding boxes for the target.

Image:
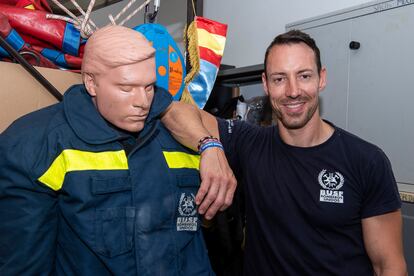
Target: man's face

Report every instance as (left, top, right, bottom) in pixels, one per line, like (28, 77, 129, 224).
(85, 58, 156, 133)
(262, 43, 326, 130)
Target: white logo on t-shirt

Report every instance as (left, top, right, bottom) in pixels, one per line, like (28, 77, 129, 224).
(318, 169, 345, 203)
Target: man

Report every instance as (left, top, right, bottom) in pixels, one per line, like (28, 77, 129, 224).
(0, 25, 235, 275)
(162, 30, 407, 275)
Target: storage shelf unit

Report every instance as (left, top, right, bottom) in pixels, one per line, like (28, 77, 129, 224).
(216, 64, 263, 87)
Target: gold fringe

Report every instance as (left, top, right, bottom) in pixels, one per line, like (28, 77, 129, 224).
(180, 19, 200, 106)
(184, 20, 200, 87)
(180, 88, 197, 106)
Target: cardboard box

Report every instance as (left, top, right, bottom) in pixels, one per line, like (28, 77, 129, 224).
(0, 61, 82, 132)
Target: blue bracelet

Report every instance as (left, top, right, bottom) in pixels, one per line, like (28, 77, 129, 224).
(199, 141, 224, 154)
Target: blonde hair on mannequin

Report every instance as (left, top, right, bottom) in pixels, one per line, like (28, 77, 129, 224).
(81, 25, 155, 76)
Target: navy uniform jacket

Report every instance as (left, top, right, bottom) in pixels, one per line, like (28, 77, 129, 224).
(0, 85, 214, 276)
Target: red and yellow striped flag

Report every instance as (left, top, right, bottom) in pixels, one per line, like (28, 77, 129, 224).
(182, 16, 227, 109)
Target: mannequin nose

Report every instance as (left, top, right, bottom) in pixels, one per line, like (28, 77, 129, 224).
(132, 89, 150, 108)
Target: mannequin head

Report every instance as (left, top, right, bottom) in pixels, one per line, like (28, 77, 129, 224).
(82, 25, 157, 132)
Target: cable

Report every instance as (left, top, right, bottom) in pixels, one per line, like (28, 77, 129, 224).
(0, 35, 63, 101)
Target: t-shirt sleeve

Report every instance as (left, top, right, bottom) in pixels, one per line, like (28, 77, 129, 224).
(147, 87, 173, 121)
(217, 118, 257, 172)
(360, 148, 401, 218)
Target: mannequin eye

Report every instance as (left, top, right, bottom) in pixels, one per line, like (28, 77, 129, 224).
(145, 85, 154, 93)
(120, 85, 133, 92)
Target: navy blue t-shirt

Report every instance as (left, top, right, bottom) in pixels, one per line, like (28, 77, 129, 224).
(218, 119, 401, 276)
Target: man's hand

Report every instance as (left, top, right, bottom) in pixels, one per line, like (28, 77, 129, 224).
(196, 147, 237, 220)
(159, 101, 236, 219)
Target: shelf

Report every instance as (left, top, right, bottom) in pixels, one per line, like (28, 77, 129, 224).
(216, 64, 264, 87)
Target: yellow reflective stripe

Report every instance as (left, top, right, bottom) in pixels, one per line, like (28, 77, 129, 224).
(163, 151, 200, 170)
(38, 149, 128, 191)
(197, 28, 226, 56)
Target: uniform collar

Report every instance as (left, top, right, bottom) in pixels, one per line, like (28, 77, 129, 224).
(63, 84, 164, 145)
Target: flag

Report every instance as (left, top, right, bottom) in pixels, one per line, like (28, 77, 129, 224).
(182, 16, 227, 109)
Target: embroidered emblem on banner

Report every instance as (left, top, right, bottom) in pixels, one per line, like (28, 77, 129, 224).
(177, 193, 198, 231)
(318, 169, 345, 204)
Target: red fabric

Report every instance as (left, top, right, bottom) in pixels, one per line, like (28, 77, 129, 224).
(78, 43, 85, 58)
(15, 0, 51, 12)
(19, 46, 59, 68)
(20, 32, 55, 49)
(0, 4, 73, 52)
(199, 46, 221, 68)
(195, 16, 227, 37)
(0, 0, 19, 5)
(32, 45, 83, 68)
(0, 12, 57, 69)
(64, 53, 82, 68)
(0, 12, 12, 37)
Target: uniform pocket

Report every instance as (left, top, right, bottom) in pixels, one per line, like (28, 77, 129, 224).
(92, 176, 131, 195)
(177, 174, 201, 188)
(176, 174, 200, 232)
(95, 207, 135, 258)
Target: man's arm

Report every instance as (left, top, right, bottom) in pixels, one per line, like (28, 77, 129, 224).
(362, 210, 407, 276)
(161, 101, 236, 220)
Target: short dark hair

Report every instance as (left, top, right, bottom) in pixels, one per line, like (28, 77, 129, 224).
(264, 29, 322, 76)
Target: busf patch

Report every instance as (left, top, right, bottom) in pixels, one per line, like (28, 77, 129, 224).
(177, 193, 198, 231)
(318, 169, 345, 204)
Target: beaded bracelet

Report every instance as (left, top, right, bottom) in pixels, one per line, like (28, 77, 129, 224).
(198, 141, 224, 154)
(197, 136, 224, 154)
(197, 135, 215, 150)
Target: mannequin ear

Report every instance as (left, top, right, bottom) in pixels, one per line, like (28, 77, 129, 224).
(83, 73, 97, 96)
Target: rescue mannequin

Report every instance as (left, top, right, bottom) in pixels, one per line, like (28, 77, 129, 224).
(0, 25, 235, 275)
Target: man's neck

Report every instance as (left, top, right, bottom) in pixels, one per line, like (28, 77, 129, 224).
(278, 116, 334, 148)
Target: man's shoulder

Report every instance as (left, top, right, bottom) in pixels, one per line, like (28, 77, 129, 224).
(217, 118, 267, 136)
(334, 125, 386, 161)
(336, 126, 379, 149)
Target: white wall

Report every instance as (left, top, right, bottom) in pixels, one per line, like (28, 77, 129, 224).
(204, 0, 373, 67)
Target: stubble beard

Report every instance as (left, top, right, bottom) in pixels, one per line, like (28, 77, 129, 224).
(272, 96, 319, 130)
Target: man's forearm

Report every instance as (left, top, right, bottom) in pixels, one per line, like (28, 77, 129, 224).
(362, 211, 408, 276)
(373, 264, 408, 276)
(161, 101, 219, 150)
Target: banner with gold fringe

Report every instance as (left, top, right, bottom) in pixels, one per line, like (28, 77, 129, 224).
(182, 16, 227, 109)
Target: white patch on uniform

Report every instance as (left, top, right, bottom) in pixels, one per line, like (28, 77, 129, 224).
(318, 169, 345, 204)
(177, 193, 198, 231)
(226, 119, 234, 134)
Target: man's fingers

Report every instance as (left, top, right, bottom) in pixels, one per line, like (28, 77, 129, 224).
(197, 179, 219, 216)
(195, 182, 209, 206)
(220, 174, 237, 211)
(204, 179, 227, 219)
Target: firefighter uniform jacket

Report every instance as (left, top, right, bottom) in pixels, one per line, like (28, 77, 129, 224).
(0, 84, 214, 275)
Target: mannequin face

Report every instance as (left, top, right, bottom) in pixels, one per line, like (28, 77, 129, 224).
(84, 57, 156, 132)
